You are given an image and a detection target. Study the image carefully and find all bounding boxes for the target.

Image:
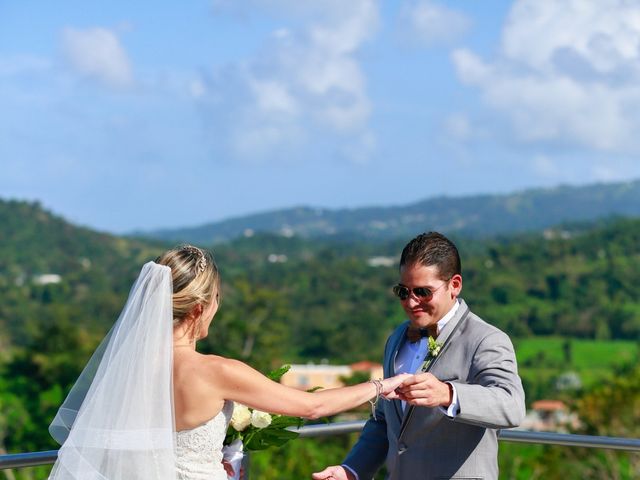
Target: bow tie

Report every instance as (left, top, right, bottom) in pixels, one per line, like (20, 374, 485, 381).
(406, 325, 439, 343)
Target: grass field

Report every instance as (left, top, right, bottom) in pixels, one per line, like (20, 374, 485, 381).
(514, 337, 638, 368)
(513, 337, 639, 398)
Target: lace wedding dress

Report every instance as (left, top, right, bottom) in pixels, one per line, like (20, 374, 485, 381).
(175, 401, 234, 480)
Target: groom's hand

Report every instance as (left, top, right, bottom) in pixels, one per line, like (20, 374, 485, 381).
(396, 372, 452, 407)
(312, 465, 355, 480)
(381, 372, 412, 399)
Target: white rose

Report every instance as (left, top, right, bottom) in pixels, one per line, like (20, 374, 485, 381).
(230, 403, 251, 431)
(250, 409, 272, 429)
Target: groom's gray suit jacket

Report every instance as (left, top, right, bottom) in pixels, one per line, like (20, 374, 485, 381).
(344, 299, 525, 480)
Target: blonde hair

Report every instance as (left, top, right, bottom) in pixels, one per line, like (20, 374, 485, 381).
(156, 245, 220, 332)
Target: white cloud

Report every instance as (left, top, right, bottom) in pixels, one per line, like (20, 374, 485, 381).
(340, 131, 376, 165)
(61, 27, 133, 89)
(451, 49, 490, 84)
(249, 79, 299, 116)
(591, 164, 620, 182)
(189, 79, 206, 98)
(502, 0, 640, 75)
(444, 113, 472, 141)
(198, 0, 378, 163)
(451, 0, 640, 154)
(0, 55, 52, 77)
(230, 121, 306, 161)
(398, 0, 471, 47)
(532, 155, 560, 177)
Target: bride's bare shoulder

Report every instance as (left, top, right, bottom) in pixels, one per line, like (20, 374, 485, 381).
(174, 353, 234, 394)
(204, 354, 249, 369)
(198, 354, 248, 381)
(174, 353, 256, 389)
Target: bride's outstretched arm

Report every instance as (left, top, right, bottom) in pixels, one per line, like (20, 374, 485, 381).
(206, 357, 409, 419)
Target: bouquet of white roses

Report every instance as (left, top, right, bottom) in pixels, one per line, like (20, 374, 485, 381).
(222, 365, 304, 479)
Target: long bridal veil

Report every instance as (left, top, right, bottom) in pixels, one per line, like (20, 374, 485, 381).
(48, 262, 176, 479)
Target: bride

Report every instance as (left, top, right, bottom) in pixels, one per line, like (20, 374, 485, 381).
(48, 245, 408, 479)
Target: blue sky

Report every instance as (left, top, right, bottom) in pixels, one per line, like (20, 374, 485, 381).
(2, 0, 640, 233)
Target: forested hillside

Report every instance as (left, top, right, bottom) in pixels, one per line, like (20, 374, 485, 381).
(140, 179, 640, 243)
(0, 198, 640, 361)
(0, 200, 166, 347)
(2, 199, 640, 366)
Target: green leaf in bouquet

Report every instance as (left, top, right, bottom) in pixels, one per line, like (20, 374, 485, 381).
(270, 415, 304, 429)
(262, 428, 299, 445)
(224, 427, 241, 446)
(244, 426, 299, 450)
(267, 364, 291, 382)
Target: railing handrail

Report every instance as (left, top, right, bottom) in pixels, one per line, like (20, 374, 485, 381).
(2, 423, 639, 470)
(295, 421, 640, 451)
(0, 450, 58, 470)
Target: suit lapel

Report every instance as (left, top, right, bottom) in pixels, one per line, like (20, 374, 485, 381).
(434, 299, 468, 347)
(386, 322, 409, 422)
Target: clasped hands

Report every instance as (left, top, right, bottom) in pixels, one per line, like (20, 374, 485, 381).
(311, 373, 453, 480)
(382, 372, 453, 408)
(392, 372, 453, 408)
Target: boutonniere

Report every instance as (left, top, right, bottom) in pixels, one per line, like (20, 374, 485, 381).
(428, 336, 443, 357)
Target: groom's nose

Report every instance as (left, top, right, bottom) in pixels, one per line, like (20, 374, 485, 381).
(406, 295, 421, 307)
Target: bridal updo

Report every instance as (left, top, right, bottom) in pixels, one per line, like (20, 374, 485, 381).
(156, 245, 220, 329)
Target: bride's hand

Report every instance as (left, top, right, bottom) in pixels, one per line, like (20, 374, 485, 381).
(222, 460, 245, 479)
(380, 373, 412, 399)
(222, 460, 234, 477)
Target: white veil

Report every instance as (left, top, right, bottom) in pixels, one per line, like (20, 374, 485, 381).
(48, 261, 176, 480)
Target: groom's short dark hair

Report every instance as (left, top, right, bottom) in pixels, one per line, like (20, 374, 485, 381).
(400, 232, 461, 280)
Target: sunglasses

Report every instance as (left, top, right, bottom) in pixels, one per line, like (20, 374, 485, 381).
(392, 282, 446, 301)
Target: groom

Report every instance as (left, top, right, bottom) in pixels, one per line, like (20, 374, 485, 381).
(313, 232, 525, 480)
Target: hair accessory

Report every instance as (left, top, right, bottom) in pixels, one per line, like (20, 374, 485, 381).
(182, 245, 207, 274)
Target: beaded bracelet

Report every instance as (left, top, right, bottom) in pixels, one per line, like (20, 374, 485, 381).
(368, 379, 383, 420)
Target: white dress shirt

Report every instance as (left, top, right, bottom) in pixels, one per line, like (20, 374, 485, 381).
(395, 300, 459, 416)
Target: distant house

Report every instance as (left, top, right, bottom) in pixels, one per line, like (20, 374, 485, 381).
(267, 253, 288, 263)
(520, 399, 580, 432)
(350, 361, 384, 380)
(366, 256, 396, 268)
(281, 361, 384, 390)
(33, 274, 62, 285)
(281, 364, 351, 390)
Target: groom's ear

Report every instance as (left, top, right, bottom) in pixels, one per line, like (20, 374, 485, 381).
(449, 274, 462, 297)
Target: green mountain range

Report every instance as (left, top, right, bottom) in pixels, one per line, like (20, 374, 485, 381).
(137, 179, 640, 244)
(2, 191, 639, 479)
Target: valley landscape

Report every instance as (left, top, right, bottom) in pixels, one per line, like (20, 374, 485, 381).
(1, 180, 639, 478)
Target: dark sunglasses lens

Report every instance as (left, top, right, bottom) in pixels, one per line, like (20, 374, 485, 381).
(413, 287, 432, 298)
(393, 285, 410, 300)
